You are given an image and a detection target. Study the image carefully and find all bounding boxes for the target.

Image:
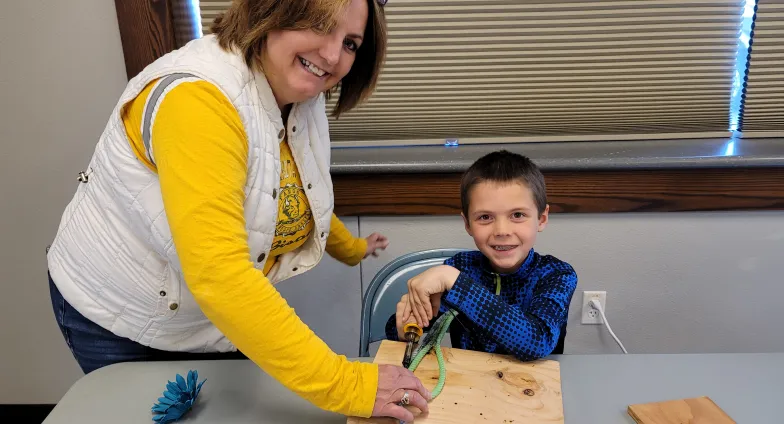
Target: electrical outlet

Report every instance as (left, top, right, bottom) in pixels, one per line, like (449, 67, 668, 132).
(581, 291, 607, 324)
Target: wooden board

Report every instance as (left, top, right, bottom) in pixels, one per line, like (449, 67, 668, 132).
(348, 340, 564, 424)
(628, 396, 736, 424)
(332, 167, 784, 215)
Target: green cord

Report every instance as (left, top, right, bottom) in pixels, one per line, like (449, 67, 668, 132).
(399, 280, 497, 420)
(406, 309, 457, 398)
(406, 278, 497, 400)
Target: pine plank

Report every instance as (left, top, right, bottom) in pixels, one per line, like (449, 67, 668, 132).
(348, 340, 564, 424)
(628, 396, 736, 424)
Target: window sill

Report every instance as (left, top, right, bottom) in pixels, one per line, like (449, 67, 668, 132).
(330, 138, 784, 174)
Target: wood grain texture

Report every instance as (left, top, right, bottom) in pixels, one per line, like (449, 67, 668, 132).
(114, 0, 177, 80)
(332, 167, 784, 215)
(628, 396, 735, 424)
(347, 340, 563, 424)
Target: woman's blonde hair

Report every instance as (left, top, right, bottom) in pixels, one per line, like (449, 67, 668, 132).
(211, 0, 387, 117)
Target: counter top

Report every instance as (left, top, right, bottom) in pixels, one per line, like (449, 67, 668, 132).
(330, 137, 784, 174)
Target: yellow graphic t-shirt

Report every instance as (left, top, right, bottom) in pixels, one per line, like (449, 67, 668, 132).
(265, 139, 314, 272)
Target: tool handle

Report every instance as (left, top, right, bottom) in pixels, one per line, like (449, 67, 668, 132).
(403, 322, 423, 337)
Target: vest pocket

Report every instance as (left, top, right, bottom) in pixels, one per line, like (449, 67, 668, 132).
(155, 264, 181, 318)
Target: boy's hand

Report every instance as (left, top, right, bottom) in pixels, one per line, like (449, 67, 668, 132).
(407, 265, 460, 328)
(364, 232, 389, 258)
(396, 294, 413, 340)
(397, 293, 443, 339)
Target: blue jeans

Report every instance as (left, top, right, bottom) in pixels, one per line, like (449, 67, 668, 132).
(48, 272, 246, 374)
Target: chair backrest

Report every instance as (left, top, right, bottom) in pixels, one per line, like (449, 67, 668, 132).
(359, 249, 467, 357)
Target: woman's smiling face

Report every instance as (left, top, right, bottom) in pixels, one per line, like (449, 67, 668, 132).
(261, 0, 368, 108)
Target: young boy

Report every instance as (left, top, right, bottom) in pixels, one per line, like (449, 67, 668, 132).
(385, 150, 578, 361)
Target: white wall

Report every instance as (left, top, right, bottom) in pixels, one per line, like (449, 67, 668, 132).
(359, 212, 784, 355)
(0, 0, 128, 404)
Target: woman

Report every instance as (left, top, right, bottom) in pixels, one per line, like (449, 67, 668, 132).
(46, 0, 429, 421)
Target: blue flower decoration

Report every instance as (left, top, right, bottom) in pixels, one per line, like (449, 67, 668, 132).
(151, 370, 206, 423)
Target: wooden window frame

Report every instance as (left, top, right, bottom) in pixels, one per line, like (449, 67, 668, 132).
(114, 0, 177, 80)
(332, 168, 784, 215)
(114, 0, 784, 215)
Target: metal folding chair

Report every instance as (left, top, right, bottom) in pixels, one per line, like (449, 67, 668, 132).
(358, 249, 466, 357)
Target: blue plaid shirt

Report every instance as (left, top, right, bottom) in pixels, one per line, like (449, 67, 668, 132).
(386, 249, 578, 361)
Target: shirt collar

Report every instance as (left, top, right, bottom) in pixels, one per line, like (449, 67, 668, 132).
(479, 248, 535, 278)
(252, 68, 319, 138)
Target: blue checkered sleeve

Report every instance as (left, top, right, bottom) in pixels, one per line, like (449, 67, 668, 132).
(442, 260, 577, 361)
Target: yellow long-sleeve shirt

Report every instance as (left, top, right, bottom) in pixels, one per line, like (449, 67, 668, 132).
(120, 78, 376, 417)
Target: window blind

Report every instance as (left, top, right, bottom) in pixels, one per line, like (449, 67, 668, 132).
(172, 0, 201, 48)
(740, 1, 784, 137)
(199, 1, 229, 36)
(196, 0, 749, 146)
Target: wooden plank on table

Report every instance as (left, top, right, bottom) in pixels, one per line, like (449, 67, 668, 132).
(628, 396, 736, 424)
(348, 340, 563, 424)
(332, 167, 784, 215)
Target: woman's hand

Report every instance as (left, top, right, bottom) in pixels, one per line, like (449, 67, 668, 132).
(372, 364, 431, 423)
(407, 265, 460, 328)
(364, 232, 389, 258)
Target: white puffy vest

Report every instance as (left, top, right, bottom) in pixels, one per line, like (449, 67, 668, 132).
(46, 35, 334, 353)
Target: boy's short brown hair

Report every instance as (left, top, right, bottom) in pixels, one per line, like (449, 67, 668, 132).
(460, 150, 548, 218)
(211, 0, 387, 117)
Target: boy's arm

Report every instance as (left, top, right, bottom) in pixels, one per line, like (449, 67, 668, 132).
(441, 260, 577, 361)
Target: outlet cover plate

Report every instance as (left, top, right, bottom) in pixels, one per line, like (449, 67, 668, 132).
(582, 291, 607, 324)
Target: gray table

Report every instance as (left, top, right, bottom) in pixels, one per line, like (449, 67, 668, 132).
(44, 353, 784, 423)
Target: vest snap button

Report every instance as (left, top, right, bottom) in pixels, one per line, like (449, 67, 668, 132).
(278, 129, 285, 139)
(307, 183, 312, 189)
(272, 189, 277, 199)
(159, 290, 166, 297)
(321, 232, 325, 238)
(292, 267, 298, 272)
(292, 126, 297, 133)
(169, 303, 179, 310)
(258, 252, 266, 262)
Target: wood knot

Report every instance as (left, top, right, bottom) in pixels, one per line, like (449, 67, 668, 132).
(523, 389, 535, 396)
(496, 371, 504, 379)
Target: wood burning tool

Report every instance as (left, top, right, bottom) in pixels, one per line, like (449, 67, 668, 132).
(401, 322, 422, 368)
(396, 310, 459, 424)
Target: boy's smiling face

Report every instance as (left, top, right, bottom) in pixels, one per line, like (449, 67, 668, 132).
(463, 180, 549, 274)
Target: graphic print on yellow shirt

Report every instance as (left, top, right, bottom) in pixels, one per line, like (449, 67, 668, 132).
(269, 139, 314, 259)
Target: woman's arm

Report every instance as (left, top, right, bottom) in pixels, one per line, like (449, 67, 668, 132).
(148, 80, 378, 417)
(326, 214, 367, 266)
(326, 216, 389, 265)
